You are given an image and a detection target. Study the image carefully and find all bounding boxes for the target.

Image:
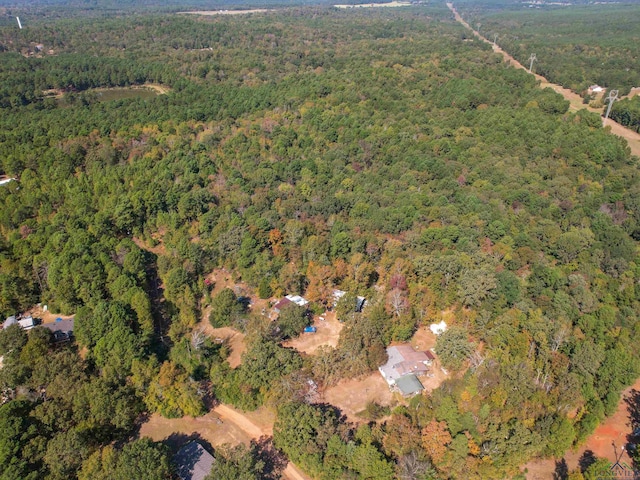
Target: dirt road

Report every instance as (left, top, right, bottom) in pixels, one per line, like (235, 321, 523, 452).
(213, 404, 310, 480)
(447, 3, 640, 157)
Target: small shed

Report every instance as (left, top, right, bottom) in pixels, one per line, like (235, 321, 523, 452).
(174, 441, 215, 480)
(2, 316, 17, 329)
(17, 316, 35, 330)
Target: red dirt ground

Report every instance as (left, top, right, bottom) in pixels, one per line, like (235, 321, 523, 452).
(523, 377, 640, 479)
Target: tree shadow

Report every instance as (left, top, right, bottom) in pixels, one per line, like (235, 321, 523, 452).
(553, 458, 568, 480)
(164, 431, 213, 455)
(578, 450, 597, 473)
(252, 435, 288, 480)
(170, 434, 215, 480)
(626, 389, 640, 431)
(625, 389, 640, 470)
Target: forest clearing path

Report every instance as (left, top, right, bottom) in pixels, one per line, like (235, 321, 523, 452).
(212, 404, 311, 480)
(447, 3, 640, 157)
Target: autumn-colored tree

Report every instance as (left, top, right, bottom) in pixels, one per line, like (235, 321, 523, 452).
(383, 414, 421, 458)
(268, 228, 285, 259)
(305, 261, 334, 307)
(421, 420, 452, 465)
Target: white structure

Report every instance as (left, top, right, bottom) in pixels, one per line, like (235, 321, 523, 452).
(17, 316, 35, 330)
(588, 85, 604, 94)
(0, 177, 16, 186)
(430, 320, 447, 335)
(286, 294, 309, 307)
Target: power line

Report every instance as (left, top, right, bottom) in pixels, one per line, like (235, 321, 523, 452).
(604, 89, 619, 123)
(528, 53, 537, 73)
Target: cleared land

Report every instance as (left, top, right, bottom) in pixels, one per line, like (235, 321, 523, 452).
(334, 1, 411, 8)
(178, 9, 269, 15)
(284, 311, 343, 355)
(323, 372, 395, 422)
(139, 404, 310, 480)
(22, 304, 74, 325)
(202, 325, 246, 368)
(523, 376, 640, 479)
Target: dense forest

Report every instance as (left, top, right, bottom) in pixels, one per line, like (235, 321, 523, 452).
(1, 2, 640, 479)
(454, 2, 640, 95)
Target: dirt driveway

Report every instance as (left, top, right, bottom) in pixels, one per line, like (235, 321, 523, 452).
(447, 2, 640, 157)
(140, 403, 310, 480)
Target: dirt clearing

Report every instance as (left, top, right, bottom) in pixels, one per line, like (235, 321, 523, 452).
(323, 372, 395, 422)
(523, 376, 640, 479)
(23, 304, 74, 325)
(200, 325, 246, 368)
(284, 311, 343, 355)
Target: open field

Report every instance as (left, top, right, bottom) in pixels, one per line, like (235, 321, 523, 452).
(284, 311, 343, 355)
(45, 83, 169, 103)
(178, 9, 270, 15)
(323, 372, 396, 422)
(334, 1, 411, 8)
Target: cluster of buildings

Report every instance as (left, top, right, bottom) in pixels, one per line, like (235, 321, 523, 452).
(379, 345, 436, 396)
(2, 314, 74, 343)
(378, 322, 447, 397)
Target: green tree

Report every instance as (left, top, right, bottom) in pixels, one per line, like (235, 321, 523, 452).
(209, 288, 242, 328)
(435, 327, 474, 370)
(277, 303, 308, 339)
(78, 438, 171, 480)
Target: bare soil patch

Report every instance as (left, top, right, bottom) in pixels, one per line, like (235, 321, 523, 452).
(139, 410, 254, 447)
(205, 268, 271, 315)
(201, 325, 246, 368)
(284, 311, 343, 355)
(178, 9, 269, 15)
(523, 376, 640, 479)
(23, 304, 74, 325)
(334, 1, 411, 7)
(323, 372, 396, 422)
(133, 236, 167, 257)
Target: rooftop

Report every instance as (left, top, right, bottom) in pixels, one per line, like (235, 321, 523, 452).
(174, 441, 215, 480)
(379, 345, 432, 384)
(396, 374, 424, 396)
(41, 318, 74, 334)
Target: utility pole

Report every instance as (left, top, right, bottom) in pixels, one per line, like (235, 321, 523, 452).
(493, 34, 498, 46)
(604, 89, 619, 123)
(528, 53, 537, 73)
